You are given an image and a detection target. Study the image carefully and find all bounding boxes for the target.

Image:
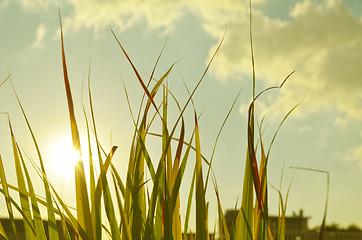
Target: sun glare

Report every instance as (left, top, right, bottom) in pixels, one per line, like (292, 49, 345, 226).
(50, 138, 81, 175)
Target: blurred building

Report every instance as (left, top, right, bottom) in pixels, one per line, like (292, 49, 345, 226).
(223, 209, 362, 240)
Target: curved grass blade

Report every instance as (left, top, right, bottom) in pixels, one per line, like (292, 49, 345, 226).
(205, 88, 242, 191)
(290, 167, 329, 240)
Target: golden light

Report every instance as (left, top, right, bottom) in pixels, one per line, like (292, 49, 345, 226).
(49, 137, 81, 176)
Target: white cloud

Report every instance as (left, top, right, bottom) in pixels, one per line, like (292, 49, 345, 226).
(204, 0, 362, 119)
(16, 0, 362, 120)
(32, 23, 47, 48)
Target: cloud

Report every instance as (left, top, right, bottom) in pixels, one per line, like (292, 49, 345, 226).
(1, 0, 10, 8)
(16, 0, 362, 120)
(32, 23, 47, 48)
(60, 0, 265, 35)
(204, 0, 362, 119)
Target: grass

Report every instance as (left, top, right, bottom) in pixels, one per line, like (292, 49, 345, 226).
(0, 1, 327, 240)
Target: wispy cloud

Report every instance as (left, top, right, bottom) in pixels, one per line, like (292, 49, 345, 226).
(32, 23, 47, 48)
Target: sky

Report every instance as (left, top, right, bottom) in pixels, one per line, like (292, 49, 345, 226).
(1, 0, 362, 232)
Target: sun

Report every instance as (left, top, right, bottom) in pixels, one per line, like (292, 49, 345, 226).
(49, 137, 81, 175)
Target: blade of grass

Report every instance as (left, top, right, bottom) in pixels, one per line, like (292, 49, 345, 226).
(205, 88, 242, 191)
(0, 154, 18, 239)
(59, 12, 94, 239)
(194, 112, 209, 240)
(111, 173, 132, 240)
(212, 177, 230, 240)
(8, 116, 35, 240)
(0, 221, 7, 240)
(183, 169, 196, 240)
(17, 144, 48, 240)
(0, 74, 11, 88)
(290, 167, 329, 240)
(10, 77, 59, 240)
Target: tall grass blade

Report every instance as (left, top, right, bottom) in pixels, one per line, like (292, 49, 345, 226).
(10, 78, 59, 240)
(100, 149, 121, 240)
(16, 145, 48, 240)
(290, 167, 329, 240)
(59, 12, 93, 239)
(112, 173, 132, 240)
(91, 146, 118, 237)
(194, 112, 209, 240)
(85, 70, 103, 240)
(212, 177, 230, 240)
(16, 144, 48, 240)
(0, 154, 18, 239)
(8, 117, 35, 240)
(183, 169, 196, 240)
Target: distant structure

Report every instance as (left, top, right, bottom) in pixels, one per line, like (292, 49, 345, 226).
(268, 209, 309, 236)
(0, 218, 77, 240)
(224, 209, 362, 240)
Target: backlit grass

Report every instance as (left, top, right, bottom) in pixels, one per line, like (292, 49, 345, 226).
(0, 1, 327, 240)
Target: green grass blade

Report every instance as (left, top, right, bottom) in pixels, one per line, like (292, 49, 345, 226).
(100, 153, 121, 240)
(111, 164, 126, 198)
(183, 169, 196, 240)
(54, 199, 73, 240)
(8, 117, 35, 240)
(194, 112, 209, 240)
(0, 154, 18, 239)
(10, 77, 59, 240)
(170, 130, 193, 214)
(144, 152, 165, 240)
(212, 177, 230, 240)
(112, 173, 132, 240)
(17, 144, 48, 240)
(91, 146, 118, 238)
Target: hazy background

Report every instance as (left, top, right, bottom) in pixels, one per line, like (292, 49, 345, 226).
(1, 0, 362, 231)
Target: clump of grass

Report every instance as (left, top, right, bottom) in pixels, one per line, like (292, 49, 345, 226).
(0, 1, 324, 240)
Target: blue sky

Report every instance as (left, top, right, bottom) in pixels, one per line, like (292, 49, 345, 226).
(1, 0, 362, 231)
